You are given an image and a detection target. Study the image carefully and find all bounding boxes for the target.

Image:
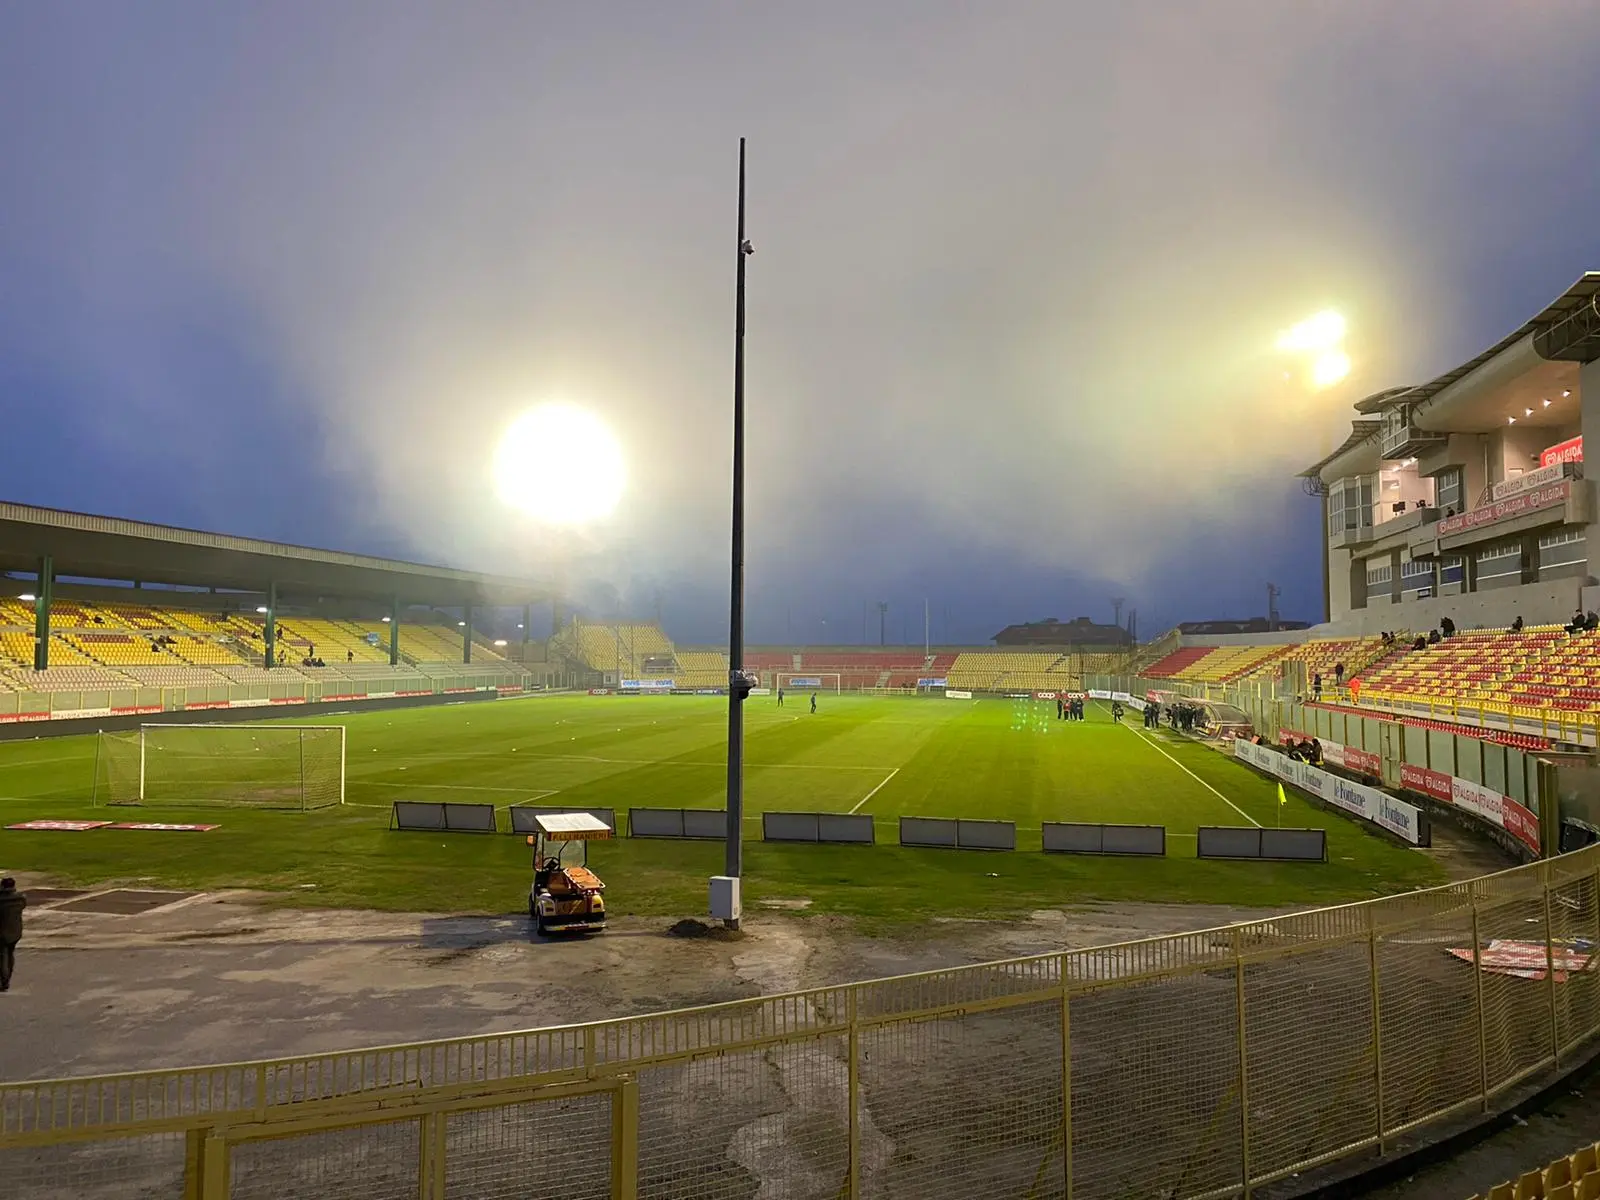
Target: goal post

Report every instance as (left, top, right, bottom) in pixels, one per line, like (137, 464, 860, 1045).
(775, 672, 842, 694)
(92, 724, 346, 810)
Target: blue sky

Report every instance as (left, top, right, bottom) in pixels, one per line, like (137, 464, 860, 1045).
(3, 2, 1600, 643)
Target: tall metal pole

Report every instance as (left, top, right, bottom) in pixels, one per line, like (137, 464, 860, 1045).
(724, 137, 753, 928)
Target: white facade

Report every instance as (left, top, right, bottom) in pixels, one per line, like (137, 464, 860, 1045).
(1306, 278, 1599, 636)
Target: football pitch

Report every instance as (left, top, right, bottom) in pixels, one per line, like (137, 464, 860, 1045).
(0, 694, 1444, 921)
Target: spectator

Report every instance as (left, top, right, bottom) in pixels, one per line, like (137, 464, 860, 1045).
(1567, 609, 1586, 635)
(347, 649, 354, 663)
(1334, 662, 1345, 688)
(1428, 628, 1441, 645)
(1588, 611, 1600, 633)
(1511, 615, 1524, 633)
(1413, 634, 1429, 650)
(1440, 616, 1456, 638)
(1312, 672, 1322, 700)
(0, 877, 24, 992)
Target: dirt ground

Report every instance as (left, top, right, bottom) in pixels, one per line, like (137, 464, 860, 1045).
(0, 881, 1288, 1082)
(2, 822, 1578, 1199)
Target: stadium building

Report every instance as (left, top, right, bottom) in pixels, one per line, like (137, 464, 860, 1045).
(1303, 272, 1599, 631)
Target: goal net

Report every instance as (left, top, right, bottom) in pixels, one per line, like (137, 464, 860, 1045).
(775, 672, 842, 694)
(93, 724, 346, 810)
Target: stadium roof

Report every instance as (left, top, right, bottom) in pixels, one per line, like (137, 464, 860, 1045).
(0, 500, 546, 607)
(1305, 271, 1600, 480)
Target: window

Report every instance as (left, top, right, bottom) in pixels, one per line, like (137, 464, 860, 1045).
(1439, 557, 1465, 585)
(1538, 528, 1587, 572)
(1401, 558, 1434, 593)
(1475, 542, 1522, 585)
(1327, 476, 1376, 538)
(1435, 467, 1464, 512)
(1366, 562, 1393, 585)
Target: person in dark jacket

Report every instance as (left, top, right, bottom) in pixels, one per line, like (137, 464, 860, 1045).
(0, 878, 24, 992)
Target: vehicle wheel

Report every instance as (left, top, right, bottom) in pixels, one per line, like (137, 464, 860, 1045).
(535, 913, 547, 935)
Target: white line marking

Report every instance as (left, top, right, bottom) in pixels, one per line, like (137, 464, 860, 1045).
(849, 767, 900, 814)
(1121, 722, 1261, 828)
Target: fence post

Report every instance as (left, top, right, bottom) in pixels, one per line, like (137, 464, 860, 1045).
(1235, 928, 1252, 1197)
(1367, 907, 1385, 1153)
(1471, 896, 1489, 1109)
(201, 1134, 228, 1199)
(612, 1076, 639, 1200)
(1061, 954, 1074, 1198)
(418, 1111, 447, 1199)
(847, 989, 860, 1200)
(1544, 863, 1560, 1067)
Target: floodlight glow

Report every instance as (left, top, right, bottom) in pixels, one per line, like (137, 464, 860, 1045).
(493, 639, 508, 647)
(458, 621, 467, 627)
(492, 404, 626, 525)
(255, 605, 269, 614)
(18, 593, 35, 602)
(1276, 310, 1347, 354)
(381, 616, 391, 622)
(1308, 350, 1351, 389)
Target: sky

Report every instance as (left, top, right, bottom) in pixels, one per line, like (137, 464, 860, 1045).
(3, 2, 1600, 645)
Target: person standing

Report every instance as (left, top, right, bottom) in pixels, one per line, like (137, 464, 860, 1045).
(810, 692, 818, 714)
(0, 878, 25, 992)
(777, 687, 784, 708)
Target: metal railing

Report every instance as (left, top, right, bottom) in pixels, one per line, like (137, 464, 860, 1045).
(6, 847, 1600, 1198)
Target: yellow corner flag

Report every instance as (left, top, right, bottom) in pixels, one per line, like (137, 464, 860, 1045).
(1277, 782, 1288, 807)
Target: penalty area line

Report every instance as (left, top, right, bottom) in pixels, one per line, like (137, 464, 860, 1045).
(849, 767, 900, 815)
(1119, 721, 1262, 828)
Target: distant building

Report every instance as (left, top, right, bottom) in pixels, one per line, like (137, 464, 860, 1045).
(991, 616, 1132, 647)
(1177, 618, 1311, 636)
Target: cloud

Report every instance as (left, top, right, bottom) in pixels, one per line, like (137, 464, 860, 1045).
(2, 2, 1599, 634)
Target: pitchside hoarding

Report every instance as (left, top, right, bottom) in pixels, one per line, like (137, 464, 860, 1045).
(1399, 763, 1541, 854)
(1234, 738, 1426, 845)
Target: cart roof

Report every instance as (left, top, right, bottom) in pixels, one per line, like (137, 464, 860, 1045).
(533, 812, 613, 839)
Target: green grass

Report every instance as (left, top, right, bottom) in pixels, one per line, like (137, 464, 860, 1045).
(0, 694, 1445, 922)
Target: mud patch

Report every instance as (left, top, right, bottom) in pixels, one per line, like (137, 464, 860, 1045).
(666, 918, 744, 941)
(53, 889, 194, 916)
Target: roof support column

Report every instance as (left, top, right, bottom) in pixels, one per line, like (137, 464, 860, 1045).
(33, 556, 53, 671)
(390, 597, 400, 666)
(264, 582, 278, 668)
(462, 604, 473, 664)
(522, 604, 532, 644)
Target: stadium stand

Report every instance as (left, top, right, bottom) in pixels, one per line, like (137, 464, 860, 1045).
(1167, 644, 1289, 682)
(1467, 1139, 1600, 1199)
(946, 651, 1064, 691)
(275, 618, 390, 664)
(1496, 627, 1600, 712)
(672, 649, 727, 688)
(1142, 646, 1215, 678)
(1355, 628, 1568, 705)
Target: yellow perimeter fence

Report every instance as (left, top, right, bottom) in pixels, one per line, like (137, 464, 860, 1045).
(8, 845, 1600, 1198)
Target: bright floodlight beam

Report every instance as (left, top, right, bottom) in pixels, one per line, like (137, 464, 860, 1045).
(1309, 349, 1351, 389)
(492, 404, 625, 524)
(1276, 310, 1347, 354)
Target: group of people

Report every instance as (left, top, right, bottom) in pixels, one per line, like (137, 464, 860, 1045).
(1284, 737, 1324, 766)
(1566, 610, 1600, 635)
(1310, 661, 1347, 700)
(1056, 694, 1086, 721)
(1161, 701, 1206, 733)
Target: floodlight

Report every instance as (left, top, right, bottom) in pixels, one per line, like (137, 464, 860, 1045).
(255, 606, 269, 614)
(494, 639, 508, 647)
(18, 593, 35, 602)
(1276, 310, 1347, 354)
(381, 616, 391, 622)
(1308, 350, 1351, 389)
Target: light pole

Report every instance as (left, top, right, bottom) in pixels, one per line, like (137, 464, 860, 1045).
(719, 138, 755, 931)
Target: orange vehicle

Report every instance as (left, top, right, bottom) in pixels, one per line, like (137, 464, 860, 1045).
(527, 812, 611, 934)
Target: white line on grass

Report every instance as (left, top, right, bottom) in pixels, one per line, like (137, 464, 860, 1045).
(848, 767, 900, 814)
(1125, 725, 1261, 828)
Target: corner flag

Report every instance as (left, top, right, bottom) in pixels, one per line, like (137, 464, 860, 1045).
(1277, 783, 1288, 807)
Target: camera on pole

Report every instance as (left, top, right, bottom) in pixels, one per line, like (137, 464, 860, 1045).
(729, 668, 759, 702)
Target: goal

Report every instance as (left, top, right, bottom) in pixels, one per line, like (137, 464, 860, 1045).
(775, 672, 842, 694)
(92, 724, 347, 810)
